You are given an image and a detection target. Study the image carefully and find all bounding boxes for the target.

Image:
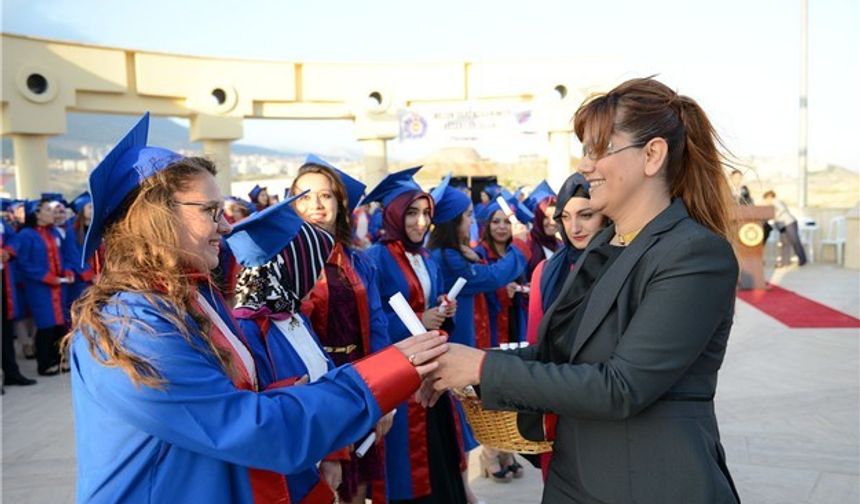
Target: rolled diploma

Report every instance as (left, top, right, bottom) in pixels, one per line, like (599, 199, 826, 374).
(438, 277, 468, 313)
(495, 195, 517, 224)
(356, 408, 397, 458)
(389, 292, 427, 336)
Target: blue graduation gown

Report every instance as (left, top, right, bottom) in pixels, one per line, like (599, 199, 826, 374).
(474, 244, 529, 347)
(2, 221, 23, 321)
(70, 288, 418, 503)
(238, 314, 343, 503)
(15, 226, 68, 328)
(62, 224, 96, 311)
(429, 247, 526, 348)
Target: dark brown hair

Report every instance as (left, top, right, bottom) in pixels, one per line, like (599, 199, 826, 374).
(573, 77, 734, 241)
(291, 164, 352, 245)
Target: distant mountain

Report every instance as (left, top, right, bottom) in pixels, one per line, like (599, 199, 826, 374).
(1, 112, 297, 159)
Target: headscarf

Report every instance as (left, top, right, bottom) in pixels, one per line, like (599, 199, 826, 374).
(527, 196, 561, 274)
(539, 173, 591, 312)
(380, 190, 434, 254)
(234, 222, 334, 318)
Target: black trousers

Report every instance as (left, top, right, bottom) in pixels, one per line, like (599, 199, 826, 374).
(35, 325, 65, 373)
(781, 221, 808, 265)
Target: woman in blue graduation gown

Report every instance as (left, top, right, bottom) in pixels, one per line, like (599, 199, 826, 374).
(426, 177, 528, 487)
(16, 199, 73, 375)
(364, 168, 467, 504)
(231, 196, 350, 504)
(62, 113, 449, 504)
(291, 156, 393, 504)
(1, 205, 37, 386)
(522, 181, 563, 279)
(63, 193, 99, 313)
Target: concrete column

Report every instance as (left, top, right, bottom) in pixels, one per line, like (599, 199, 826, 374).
(354, 112, 399, 190)
(190, 114, 243, 197)
(359, 138, 390, 190)
(202, 139, 233, 196)
(12, 134, 50, 198)
(547, 130, 572, 192)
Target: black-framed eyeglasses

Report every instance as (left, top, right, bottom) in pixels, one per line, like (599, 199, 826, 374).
(173, 200, 226, 223)
(582, 141, 647, 161)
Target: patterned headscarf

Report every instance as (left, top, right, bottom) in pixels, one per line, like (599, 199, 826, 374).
(234, 222, 334, 318)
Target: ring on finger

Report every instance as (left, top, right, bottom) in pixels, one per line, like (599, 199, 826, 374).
(408, 354, 416, 365)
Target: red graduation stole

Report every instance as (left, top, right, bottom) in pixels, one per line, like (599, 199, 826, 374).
(384, 240, 433, 498)
(36, 226, 65, 325)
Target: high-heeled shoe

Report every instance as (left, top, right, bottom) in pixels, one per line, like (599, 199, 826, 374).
(479, 449, 512, 483)
(500, 452, 525, 479)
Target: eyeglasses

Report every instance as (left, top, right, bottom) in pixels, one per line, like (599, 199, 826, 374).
(581, 141, 647, 161)
(173, 200, 226, 223)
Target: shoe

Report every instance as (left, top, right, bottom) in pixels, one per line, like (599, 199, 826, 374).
(3, 375, 37, 386)
(499, 452, 525, 479)
(38, 365, 60, 376)
(479, 449, 512, 483)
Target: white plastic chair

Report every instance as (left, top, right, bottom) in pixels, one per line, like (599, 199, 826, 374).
(820, 216, 847, 265)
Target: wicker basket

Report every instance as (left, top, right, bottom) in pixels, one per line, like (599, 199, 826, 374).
(458, 396, 554, 454)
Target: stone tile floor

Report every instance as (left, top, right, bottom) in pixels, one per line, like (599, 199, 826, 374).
(2, 263, 858, 503)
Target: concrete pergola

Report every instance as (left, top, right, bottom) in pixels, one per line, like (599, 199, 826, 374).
(2, 33, 613, 197)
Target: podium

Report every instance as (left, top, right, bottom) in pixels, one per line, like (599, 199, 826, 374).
(735, 205, 775, 290)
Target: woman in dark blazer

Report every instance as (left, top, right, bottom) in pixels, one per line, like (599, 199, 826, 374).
(428, 77, 741, 503)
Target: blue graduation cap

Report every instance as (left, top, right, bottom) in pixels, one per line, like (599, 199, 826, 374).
(41, 192, 69, 207)
(248, 184, 266, 202)
(24, 199, 43, 219)
(302, 154, 366, 213)
(523, 180, 557, 212)
(225, 191, 309, 267)
(481, 184, 502, 200)
(82, 112, 183, 267)
(70, 192, 92, 215)
(0, 198, 12, 212)
(359, 166, 424, 207)
(430, 173, 471, 224)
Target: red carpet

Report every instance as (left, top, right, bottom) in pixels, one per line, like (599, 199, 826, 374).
(737, 284, 860, 328)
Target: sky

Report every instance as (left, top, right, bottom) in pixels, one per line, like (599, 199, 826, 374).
(3, 0, 859, 172)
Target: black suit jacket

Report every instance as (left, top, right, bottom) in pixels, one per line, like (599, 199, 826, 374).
(480, 199, 740, 503)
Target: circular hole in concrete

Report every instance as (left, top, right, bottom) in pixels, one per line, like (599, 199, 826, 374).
(27, 73, 48, 95)
(554, 85, 568, 99)
(368, 91, 383, 105)
(211, 88, 227, 105)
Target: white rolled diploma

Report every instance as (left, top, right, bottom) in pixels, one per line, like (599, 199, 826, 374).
(495, 195, 517, 224)
(389, 292, 427, 336)
(356, 408, 397, 458)
(438, 276, 468, 313)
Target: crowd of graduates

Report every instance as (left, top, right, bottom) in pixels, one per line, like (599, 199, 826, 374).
(1, 136, 606, 503)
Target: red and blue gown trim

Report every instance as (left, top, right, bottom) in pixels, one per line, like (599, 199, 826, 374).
(474, 241, 529, 347)
(15, 225, 70, 329)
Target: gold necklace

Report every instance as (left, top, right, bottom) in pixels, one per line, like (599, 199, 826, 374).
(615, 227, 643, 246)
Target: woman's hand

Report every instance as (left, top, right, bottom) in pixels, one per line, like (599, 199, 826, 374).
(429, 343, 485, 391)
(320, 460, 342, 491)
(460, 245, 481, 263)
(393, 331, 449, 379)
(375, 410, 395, 439)
(505, 282, 519, 298)
(437, 295, 457, 318)
(421, 309, 446, 330)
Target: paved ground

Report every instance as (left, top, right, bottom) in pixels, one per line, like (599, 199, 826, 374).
(2, 262, 858, 503)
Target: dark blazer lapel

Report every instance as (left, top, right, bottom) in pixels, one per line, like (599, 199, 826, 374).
(567, 199, 690, 361)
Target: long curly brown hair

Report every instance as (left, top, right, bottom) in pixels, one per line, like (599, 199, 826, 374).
(60, 157, 237, 388)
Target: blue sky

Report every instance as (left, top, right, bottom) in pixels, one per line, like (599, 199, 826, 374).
(3, 0, 858, 170)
